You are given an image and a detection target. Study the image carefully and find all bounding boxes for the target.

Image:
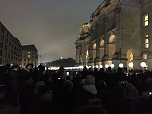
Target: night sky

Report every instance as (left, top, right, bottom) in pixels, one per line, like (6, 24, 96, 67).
(0, 0, 101, 62)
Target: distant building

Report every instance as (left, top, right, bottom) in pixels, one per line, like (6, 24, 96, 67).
(0, 21, 22, 65)
(21, 44, 38, 68)
(75, 0, 152, 69)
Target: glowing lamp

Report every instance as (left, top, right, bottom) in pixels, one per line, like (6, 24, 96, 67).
(100, 65, 103, 68)
(119, 63, 123, 68)
(140, 62, 146, 68)
(105, 64, 109, 68)
(96, 65, 98, 68)
(128, 62, 133, 68)
(111, 64, 115, 68)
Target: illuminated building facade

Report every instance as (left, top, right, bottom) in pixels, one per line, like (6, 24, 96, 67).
(0, 21, 22, 65)
(21, 44, 38, 68)
(75, 0, 152, 69)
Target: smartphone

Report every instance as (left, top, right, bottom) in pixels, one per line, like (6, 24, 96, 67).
(58, 77, 61, 80)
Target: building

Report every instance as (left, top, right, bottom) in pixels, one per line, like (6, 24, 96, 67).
(75, 0, 152, 69)
(0, 21, 22, 65)
(21, 44, 38, 68)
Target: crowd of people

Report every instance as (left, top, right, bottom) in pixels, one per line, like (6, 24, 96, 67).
(0, 64, 152, 114)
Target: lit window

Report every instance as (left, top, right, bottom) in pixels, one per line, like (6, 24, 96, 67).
(28, 55, 30, 58)
(145, 39, 149, 48)
(93, 43, 96, 50)
(144, 14, 148, 26)
(86, 50, 89, 58)
(143, 54, 148, 59)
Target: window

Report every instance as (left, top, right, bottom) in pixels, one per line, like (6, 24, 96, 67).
(5, 45, 7, 50)
(144, 14, 149, 26)
(86, 50, 89, 59)
(28, 55, 30, 58)
(5, 38, 8, 44)
(0, 42, 3, 48)
(143, 53, 148, 59)
(2, 35, 4, 41)
(9, 41, 11, 46)
(0, 50, 2, 56)
(8, 54, 10, 58)
(11, 50, 13, 54)
(145, 39, 149, 48)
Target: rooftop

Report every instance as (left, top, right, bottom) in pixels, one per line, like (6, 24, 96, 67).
(22, 44, 38, 52)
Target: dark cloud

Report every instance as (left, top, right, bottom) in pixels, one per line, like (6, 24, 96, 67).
(0, 0, 102, 62)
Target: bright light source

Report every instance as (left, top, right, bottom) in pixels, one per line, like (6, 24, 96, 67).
(48, 68, 51, 70)
(45, 67, 47, 70)
(92, 65, 95, 68)
(50, 67, 59, 70)
(79, 65, 83, 69)
(128, 62, 133, 68)
(140, 62, 146, 68)
(100, 65, 103, 68)
(119, 63, 123, 68)
(105, 64, 109, 68)
(111, 64, 115, 68)
(96, 65, 98, 68)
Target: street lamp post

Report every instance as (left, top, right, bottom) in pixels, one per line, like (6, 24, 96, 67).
(140, 62, 147, 72)
(119, 63, 123, 68)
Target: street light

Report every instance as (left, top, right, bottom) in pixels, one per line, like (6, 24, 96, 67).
(100, 65, 103, 68)
(140, 62, 146, 68)
(105, 64, 109, 68)
(119, 63, 123, 68)
(96, 65, 99, 68)
(128, 62, 133, 68)
(60, 57, 63, 60)
(111, 64, 115, 68)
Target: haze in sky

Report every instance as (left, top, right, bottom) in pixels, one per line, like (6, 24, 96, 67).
(0, 0, 102, 62)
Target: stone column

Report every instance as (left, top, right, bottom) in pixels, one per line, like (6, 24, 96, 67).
(104, 36, 109, 58)
(96, 38, 100, 58)
(81, 42, 85, 66)
(76, 46, 79, 64)
(88, 43, 93, 63)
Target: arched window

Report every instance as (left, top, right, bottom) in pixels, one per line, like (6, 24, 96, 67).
(93, 43, 96, 61)
(108, 35, 116, 58)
